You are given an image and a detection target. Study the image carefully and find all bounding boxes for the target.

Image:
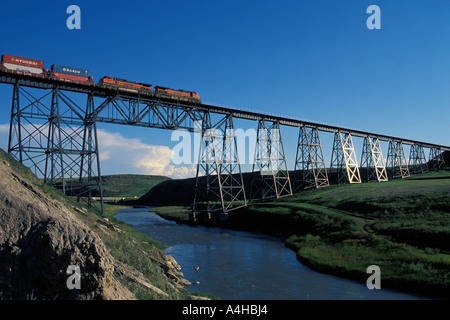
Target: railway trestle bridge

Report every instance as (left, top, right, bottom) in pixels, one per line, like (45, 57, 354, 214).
(1, 70, 448, 219)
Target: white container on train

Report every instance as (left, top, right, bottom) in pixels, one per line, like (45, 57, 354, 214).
(2, 62, 44, 75)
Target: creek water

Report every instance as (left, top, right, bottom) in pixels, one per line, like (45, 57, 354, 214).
(115, 207, 431, 300)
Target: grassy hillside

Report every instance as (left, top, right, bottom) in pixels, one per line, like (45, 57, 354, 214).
(101, 174, 170, 198)
(153, 169, 450, 298)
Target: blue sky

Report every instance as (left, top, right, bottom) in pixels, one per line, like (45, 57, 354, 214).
(0, 0, 449, 177)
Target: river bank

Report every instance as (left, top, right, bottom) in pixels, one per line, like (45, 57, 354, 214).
(149, 173, 450, 300)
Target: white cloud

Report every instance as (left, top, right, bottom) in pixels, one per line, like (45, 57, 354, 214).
(96, 129, 196, 179)
(0, 124, 9, 151)
(0, 123, 9, 132)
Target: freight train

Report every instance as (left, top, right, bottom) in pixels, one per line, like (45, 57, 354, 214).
(98, 76, 153, 94)
(0, 53, 201, 103)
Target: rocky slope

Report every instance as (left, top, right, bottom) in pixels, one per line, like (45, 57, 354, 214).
(0, 153, 191, 300)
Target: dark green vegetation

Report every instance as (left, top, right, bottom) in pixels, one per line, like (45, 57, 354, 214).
(152, 170, 450, 299)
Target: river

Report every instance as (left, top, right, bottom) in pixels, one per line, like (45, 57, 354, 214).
(115, 207, 432, 300)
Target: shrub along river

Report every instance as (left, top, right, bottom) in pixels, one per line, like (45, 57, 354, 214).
(115, 207, 432, 300)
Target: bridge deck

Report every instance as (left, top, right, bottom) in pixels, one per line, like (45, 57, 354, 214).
(1, 70, 449, 150)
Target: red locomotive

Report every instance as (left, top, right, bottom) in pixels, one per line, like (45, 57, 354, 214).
(154, 86, 201, 103)
(98, 76, 152, 94)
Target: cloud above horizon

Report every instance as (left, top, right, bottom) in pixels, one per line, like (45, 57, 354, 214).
(97, 129, 196, 179)
(0, 124, 9, 151)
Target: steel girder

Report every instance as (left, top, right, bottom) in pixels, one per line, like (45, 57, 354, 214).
(330, 131, 361, 184)
(409, 144, 429, 174)
(360, 136, 388, 182)
(293, 126, 329, 190)
(192, 112, 247, 220)
(251, 120, 292, 199)
(387, 141, 410, 179)
(93, 94, 201, 131)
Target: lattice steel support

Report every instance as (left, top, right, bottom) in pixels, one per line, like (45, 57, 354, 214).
(408, 144, 429, 174)
(80, 94, 104, 214)
(330, 131, 361, 184)
(251, 120, 292, 199)
(218, 115, 247, 212)
(8, 85, 104, 215)
(8, 83, 51, 177)
(386, 141, 410, 179)
(293, 126, 329, 190)
(44, 87, 66, 192)
(429, 147, 445, 170)
(360, 136, 388, 182)
(8, 83, 22, 163)
(193, 112, 247, 220)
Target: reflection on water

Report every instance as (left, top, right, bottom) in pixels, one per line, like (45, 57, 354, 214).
(115, 207, 430, 300)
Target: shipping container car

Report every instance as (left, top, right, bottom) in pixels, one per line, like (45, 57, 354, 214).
(1, 54, 45, 76)
(49, 64, 94, 84)
(51, 64, 89, 77)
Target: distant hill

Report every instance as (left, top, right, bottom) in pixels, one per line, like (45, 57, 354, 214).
(137, 176, 196, 206)
(136, 170, 322, 206)
(137, 172, 260, 206)
(101, 174, 171, 198)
